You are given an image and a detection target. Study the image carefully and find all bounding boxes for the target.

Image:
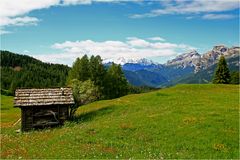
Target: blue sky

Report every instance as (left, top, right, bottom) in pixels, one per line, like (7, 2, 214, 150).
(0, 0, 239, 65)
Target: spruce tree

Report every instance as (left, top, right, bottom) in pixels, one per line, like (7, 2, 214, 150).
(213, 56, 231, 84)
(89, 55, 106, 98)
(67, 55, 90, 82)
(230, 71, 240, 84)
(78, 55, 90, 81)
(67, 58, 81, 82)
(105, 63, 128, 99)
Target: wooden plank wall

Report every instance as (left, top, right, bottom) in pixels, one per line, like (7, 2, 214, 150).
(21, 105, 69, 131)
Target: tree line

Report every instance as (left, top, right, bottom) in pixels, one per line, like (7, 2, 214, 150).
(67, 55, 130, 116)
(1, 51, 70, 95)
(0, 51, 155, 98)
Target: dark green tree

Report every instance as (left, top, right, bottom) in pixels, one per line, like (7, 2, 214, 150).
(230, 71, 240, 84)
(213, 56, 231, 84)
(67, 58, 81, 82)
(104, 63, 128, 99)
(89, 55, 106, 98)
(79, 55, 90, 81)
(67, 55, 90, 82)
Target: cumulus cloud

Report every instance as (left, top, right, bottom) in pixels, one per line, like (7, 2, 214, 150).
(0, 0, 59, 18)
(0, 0, 59, 32)
(34, 37, 195, 65)
(130, 0, 239, 19)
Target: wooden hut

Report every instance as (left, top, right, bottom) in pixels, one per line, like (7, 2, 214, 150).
(14, 88, 75, 131)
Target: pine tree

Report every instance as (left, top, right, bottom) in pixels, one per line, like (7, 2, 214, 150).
(68, 58, 81, 82)
(67, 55, 90, 83)
(79, 55, 90, 81)
(230, 71, 240, 84)
(89, 55, 106, 98)
(213, 56, 231, 84)
(105, 63, 128, 99)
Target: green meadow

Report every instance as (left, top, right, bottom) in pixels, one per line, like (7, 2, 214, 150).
(0, 84, 239, 159)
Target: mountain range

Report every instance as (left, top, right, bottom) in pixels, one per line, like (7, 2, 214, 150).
(1, 45, 239, 90)
(120, 45, 239, 87)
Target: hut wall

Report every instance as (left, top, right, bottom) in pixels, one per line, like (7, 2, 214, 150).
(21, 108, 33, 131)
(21, 105, 69, 131)
(59, 106, 69, 120)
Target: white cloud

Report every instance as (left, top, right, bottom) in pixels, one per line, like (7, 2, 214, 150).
(0, 0, 142, 33)
(61, 0, 143, 5)
(34, 37, 195, 65)
(0, 0, 142, 21)
(0, 0, 59, 32)
(126, 37, 150, 47)
(130, 0, 239, 19)
(0, 16, 39, 27)
(0, 0, 59, 18)
(148, 37, 165, 41)
(60, 0, 92, 5)
(202, 14, 235, 20)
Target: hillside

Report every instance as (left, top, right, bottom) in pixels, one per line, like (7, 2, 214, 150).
(0, 51, 70, 94)
(124, 69, 167, 87)
(1, 84, 239, 159)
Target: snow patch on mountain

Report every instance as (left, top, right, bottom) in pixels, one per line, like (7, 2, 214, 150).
(103, 57, 158, 65)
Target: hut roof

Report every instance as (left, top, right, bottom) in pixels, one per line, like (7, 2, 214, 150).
(14, 88, 75, 107)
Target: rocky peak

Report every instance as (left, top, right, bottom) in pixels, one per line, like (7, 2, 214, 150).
(165, 45, 239, 73)
(201, 45, 237, 68)
(212, 45, 228, 53)
(166, 50, 201, 68)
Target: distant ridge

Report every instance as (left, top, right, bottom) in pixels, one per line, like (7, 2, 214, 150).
(119, 45, 239, 87)
(166, 45, 239, 73)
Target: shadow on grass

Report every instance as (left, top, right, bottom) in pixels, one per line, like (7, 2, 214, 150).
(71, 105, 116, 123)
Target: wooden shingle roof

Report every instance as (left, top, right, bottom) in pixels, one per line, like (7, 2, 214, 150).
(14, 88, 75, 107)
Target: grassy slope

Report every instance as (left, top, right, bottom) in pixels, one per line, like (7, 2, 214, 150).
(1, 95, 20, 128)
(0, 84, 239, 159)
